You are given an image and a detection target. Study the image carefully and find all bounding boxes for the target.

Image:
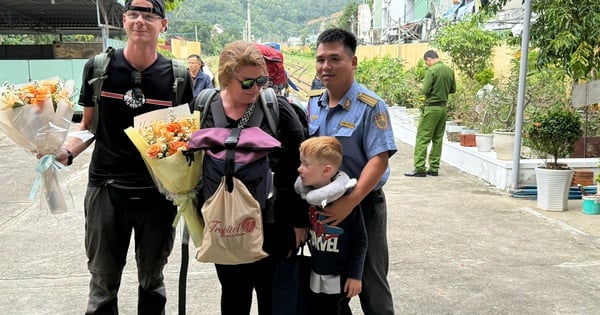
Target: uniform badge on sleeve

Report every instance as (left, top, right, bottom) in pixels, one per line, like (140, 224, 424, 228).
(374, 112, 389, 130)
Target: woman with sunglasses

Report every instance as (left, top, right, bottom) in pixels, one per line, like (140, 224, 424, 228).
(196, 40, 308, 315)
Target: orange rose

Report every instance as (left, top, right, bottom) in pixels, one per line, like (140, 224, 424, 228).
(151, 121, 162, 136)
(34, 85, 51, 104)
(179, 118, 191, 128)
(168, 141, 188, 156)
(166, 122, 182, 134)
(40, 80, 58, 93)
(160, 129, 175, 141)
(20, 85, 36, 95)
(146, 144, 164, 159)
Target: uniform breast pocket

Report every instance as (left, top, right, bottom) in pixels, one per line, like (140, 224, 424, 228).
(334, 126, 359, 155)
(335, 125, 356, 138)
(308, 123, 320, 137)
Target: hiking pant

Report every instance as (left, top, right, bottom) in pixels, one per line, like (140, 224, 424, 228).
(84, 185, 176, 315)
(359, 189, 394, 315)
(413, 105, 447, 172)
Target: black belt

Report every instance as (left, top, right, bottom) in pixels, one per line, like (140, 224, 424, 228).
(427, 102, 447, 106)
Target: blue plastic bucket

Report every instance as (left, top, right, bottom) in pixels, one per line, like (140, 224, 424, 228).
(582, 195, 600, 215)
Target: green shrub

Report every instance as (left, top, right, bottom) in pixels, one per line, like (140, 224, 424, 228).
(356, 57, 421, 107)
(524, 105, 583, 168)
(431, 18, 499, 81)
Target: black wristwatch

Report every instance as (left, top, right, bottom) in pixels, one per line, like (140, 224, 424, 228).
(66, 150, 74, 166)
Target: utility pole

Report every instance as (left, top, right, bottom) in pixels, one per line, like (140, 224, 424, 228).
(246, 0, 251, 42)
(510, 0, 533, 191)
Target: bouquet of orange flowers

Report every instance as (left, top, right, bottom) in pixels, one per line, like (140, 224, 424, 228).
(0, 78, 75, 214)
(125, 105, 205, 247)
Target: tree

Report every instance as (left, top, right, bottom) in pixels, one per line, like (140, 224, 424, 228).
(337, 2, 359, 32)
(430, 17, 499, 80)
(167, 0, 351, 44)
(164, 0, 186, 11)
(482, 0, 600, 81)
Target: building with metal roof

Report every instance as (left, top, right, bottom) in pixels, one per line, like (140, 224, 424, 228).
(0, 0, 124, 36)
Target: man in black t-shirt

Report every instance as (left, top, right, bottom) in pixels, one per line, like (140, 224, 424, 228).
(53, 0, 193, 313)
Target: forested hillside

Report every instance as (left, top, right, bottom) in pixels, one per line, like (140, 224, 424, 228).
(167, 0, 350, 53)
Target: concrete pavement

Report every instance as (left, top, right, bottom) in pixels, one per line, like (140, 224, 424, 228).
(1, 106, 600, 314)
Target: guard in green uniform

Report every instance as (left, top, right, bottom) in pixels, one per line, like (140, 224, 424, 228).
(405, 50, 456, 177)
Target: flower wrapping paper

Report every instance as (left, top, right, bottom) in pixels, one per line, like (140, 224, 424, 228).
(124, 105, 204, 247)
(0, 78, 75, 214)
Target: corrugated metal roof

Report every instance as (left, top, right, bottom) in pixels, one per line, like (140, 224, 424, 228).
(0, 0, 124, 35)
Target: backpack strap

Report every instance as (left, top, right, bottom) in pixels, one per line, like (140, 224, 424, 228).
(224, 127, 242, 192)
(210, 97, 229, 127)
(194, 88, 220, 128)
(88, 47, 116, 134)
(195, 88, 243, 129)
(259, 87, 279, 136)
(171, 59, 188, 106)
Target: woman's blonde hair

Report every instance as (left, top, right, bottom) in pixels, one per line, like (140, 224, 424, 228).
(218, 40, 267, 88)
(299, 136, 343, 169)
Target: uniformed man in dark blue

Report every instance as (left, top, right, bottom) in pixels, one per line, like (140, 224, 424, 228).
(307, 28, 397, 315)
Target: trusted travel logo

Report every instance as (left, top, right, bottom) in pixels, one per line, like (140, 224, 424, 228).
(206, 217, 257, 237)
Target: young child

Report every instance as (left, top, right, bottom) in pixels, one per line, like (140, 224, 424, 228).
(294, 136, 368, 315)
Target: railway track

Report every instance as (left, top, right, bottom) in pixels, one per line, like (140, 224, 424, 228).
(286, 62, 313, 93)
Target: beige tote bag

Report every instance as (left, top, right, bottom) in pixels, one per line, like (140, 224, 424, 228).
(196, 176, 268, 265)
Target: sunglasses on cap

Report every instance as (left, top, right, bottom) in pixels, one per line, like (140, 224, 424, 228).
(235, 76, 268, 90)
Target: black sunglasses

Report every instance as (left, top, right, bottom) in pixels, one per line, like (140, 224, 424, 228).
(131, 71, 142, 86)
(131, 71, 145, 102)
(235, 76, 268, 90)
(125, 71, 145, 108)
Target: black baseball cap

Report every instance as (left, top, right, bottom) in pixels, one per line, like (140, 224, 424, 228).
(124, 0, 166, 18)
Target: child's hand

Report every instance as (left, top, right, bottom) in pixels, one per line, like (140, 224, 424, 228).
(294, 227, 308, 249)
(344, 278, 362, 298)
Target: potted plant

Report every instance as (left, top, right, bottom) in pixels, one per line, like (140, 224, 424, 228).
(484, 51, 567, 160)
(447, 75, 497, 148)
(472, 78, 520, 159)
(472, 84, 502, 152)
(524, 104, 583, 211)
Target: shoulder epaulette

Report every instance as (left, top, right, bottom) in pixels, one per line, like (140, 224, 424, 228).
(307, 89, 325, 97)
(357, 92, 378, 107)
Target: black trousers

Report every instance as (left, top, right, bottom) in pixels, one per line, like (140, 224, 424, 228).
(84, 185, 176, 315)
(309, 291, 352, 315)
(215, 255, 276, 315)
(214, 223, 282, 315)
(358, 189, 395, 315)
